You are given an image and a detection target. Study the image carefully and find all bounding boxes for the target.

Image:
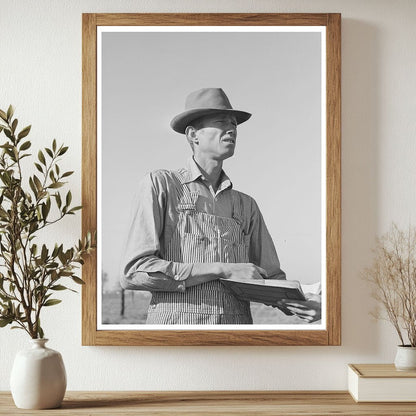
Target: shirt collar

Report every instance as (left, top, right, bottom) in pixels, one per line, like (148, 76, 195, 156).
(183, 157, 233, 191)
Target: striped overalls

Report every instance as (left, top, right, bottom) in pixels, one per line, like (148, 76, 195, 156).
(146, 171, 253, 324)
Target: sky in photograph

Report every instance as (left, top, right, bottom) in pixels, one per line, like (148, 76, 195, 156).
(100, 29, 323, 289)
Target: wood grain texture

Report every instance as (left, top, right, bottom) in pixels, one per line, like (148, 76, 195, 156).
(350, 364, 416, 378)
(326, 13, 342, 346)
(91, 329, 328, 347)
(81, 13, 342, 346)
(95, 13, 330, 26)
(2, 391, 416, 415)
(82, 13, 98, 346)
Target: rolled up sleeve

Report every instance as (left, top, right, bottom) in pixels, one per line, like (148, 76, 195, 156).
(120, 172, 193, 292)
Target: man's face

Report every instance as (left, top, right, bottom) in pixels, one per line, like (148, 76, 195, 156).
(189, 114, 238, 161)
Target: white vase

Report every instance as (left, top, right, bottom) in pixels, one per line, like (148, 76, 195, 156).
(10, 338, 67, 409)
(394, 345, 416, 371)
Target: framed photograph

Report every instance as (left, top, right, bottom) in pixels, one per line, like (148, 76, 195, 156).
(82, 13, 341, 346)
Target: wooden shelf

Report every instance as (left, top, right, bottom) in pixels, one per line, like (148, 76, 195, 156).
(2, 391, 416, 415)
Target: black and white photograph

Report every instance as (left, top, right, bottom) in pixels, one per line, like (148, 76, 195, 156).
(97, 26, 327, 330)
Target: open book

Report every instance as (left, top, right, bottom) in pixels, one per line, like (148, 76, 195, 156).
(220, 278, 306, 307)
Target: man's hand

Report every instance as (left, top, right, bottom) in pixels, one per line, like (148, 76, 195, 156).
(182, 262, 267, 288)
(220, 263, 267, 281)
(275, 293, 322, 323)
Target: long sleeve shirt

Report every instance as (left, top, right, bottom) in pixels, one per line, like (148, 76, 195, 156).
(121, 158, 286, 292)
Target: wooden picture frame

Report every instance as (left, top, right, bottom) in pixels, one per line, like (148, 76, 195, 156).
(82, 13, 341, 346)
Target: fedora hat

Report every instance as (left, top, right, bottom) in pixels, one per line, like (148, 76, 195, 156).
(170, 88, 252, 134)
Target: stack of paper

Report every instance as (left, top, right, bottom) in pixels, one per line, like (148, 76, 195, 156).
(220, 278, 305, 307)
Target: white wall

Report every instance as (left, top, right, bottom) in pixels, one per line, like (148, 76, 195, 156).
(1, 0, 415, 391)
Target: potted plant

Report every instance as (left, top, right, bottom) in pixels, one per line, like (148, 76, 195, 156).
(363, 223, 416, 370)
(0, 105, 95, 408)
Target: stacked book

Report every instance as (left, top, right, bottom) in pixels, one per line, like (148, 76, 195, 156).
(348, 364, 416, 402)
(220, 278, 307, 305)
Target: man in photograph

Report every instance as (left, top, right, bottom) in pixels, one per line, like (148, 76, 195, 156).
(121, 88, 320, 324)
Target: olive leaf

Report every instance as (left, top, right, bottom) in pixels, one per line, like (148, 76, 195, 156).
(18, 126, 31, 140)
(0, 105, 96, 339)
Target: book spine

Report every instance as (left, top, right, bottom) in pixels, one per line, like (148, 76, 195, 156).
(347, 366, 359, 402)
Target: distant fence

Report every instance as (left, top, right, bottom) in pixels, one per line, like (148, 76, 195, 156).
(102, 290, 151, 324)
(101, 289, 302, 325)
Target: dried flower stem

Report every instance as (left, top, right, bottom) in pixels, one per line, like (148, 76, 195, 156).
(363, 223, 416, 346)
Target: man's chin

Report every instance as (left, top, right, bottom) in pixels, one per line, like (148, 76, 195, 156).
(221, 149, 235, 160)
(208, 150, 235, 162)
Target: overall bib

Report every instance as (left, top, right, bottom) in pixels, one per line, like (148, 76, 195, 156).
(146, 171, 253, 324)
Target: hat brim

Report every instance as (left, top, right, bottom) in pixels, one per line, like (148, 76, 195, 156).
(170, 108, 252, 134)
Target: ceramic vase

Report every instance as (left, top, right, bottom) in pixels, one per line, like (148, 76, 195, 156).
(394, 345, 416, 371)
(10, 338, 67, 409)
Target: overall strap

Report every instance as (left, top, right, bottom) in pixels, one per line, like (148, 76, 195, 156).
(171, 170, 199, 212)
(231, 190, 248, 234)
(231, 190, 243, 223)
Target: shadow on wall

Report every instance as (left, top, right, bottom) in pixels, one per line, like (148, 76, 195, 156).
(100, 17, 383, 336)
(341, 19, 381, 355)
